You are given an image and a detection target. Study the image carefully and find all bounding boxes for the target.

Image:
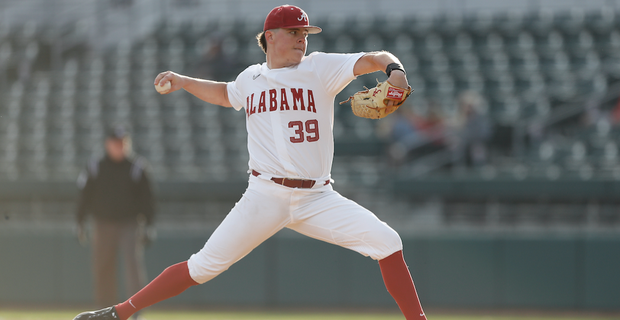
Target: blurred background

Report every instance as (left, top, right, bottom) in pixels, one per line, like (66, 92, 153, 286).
(1, 0, 619, 315)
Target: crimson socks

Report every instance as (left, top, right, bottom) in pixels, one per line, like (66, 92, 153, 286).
(115, 261, 198, 320)
(379, 250, 427, 320)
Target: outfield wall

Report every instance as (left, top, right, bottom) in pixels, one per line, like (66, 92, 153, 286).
(1, 231, 619, 311)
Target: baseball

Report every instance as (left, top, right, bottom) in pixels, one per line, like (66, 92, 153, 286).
(154, 81, 171, 94)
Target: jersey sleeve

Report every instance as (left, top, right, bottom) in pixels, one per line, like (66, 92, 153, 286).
(227, 65, 261, 111)
(226, 80, 244, 111)
(311, 52, 366, 96)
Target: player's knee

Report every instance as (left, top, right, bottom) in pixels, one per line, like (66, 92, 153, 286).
(187, 253, 232, 284)
(369, 224, 403, 260)
(384, 227, 404, 256)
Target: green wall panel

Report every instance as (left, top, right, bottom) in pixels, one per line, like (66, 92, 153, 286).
(583, 237, 620, 309)
(0, 233, 61, 303)
(502, 237, 578, 308)
(1, 232, 619, 311)
(421, 236, 500, 307)
(275, 237, 352, 306)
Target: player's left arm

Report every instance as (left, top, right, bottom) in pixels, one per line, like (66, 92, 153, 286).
(353, 51, 409, 90)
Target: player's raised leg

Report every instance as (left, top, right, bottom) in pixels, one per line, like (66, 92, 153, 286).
(286, 188, 426, 320)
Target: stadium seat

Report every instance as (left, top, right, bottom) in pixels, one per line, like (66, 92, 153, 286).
(539, 51, 570, 76)
(420, 32, 444, 55)
(425, 73, 455, 98)
(418, 51, 449, 76)
(602, 52, 620, 78)
(332, 34, 354, 53)
(443, 32, 473, 55)
(449, 52, 480, 78)
(378, 13, 405, 39)
(435, 11, 465, 36)
(490, 95, 521, 124)
(509, 50, 540, 77)
(466, 11, 494, 38)
(525, 9, 554, 36)
(495, 10, 525, 36)
(391, 34, 414, 57)
(535, 30, 565, 56)
(554, 8, 585, 36)
(350, 13, 376, 39)
(585, 8, 615, 35)
(361, 33, 384, 52)
(491, 51, 513, 76)
(454, 72, 484, 93)
(564, 30, 594, 55)
(505, 31, 535, 54)
(514, 72, 546, 98)
(594, 30, 620, 57)
(409, 13, 435, 38)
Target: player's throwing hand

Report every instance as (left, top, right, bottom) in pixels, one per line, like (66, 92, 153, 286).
(154, 71, 185, 94)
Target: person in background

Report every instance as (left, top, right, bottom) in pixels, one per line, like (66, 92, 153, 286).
(447, 91, 492, 168)
(76, 124, 155, 320)
(378, 100, 446, 166)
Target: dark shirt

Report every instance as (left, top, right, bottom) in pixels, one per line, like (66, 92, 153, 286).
(76, 154, 155, 225)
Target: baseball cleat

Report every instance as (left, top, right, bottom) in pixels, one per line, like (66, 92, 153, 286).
(73, 306, 120, 320)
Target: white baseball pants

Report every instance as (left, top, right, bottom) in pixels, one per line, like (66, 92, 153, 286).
(187, 174, 402, 284)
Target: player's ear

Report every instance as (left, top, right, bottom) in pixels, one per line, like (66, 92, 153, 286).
(265, 29, 276, 43)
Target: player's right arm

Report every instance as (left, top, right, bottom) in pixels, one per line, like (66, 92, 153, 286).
(154, 71, 233, 108)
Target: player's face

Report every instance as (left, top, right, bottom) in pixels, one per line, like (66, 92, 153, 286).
(271, 28, 308, 66)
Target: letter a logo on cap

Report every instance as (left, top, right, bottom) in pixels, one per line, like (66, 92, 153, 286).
(298, 12, 308, 22)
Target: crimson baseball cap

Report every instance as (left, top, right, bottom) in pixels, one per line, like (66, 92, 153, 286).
(263, 5, 322, 34)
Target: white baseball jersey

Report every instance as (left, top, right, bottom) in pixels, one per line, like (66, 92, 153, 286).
(227, 52, 365, 180)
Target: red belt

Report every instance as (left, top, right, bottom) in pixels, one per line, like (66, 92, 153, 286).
(252, 170, 329, 189)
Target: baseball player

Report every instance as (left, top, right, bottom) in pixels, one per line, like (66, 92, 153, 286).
(73, 5, 426, 320)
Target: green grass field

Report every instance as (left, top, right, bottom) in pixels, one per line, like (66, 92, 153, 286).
(0, 310, 618, 320)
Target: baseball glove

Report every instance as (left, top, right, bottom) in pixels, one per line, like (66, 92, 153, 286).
(339, 80, 412, 119)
